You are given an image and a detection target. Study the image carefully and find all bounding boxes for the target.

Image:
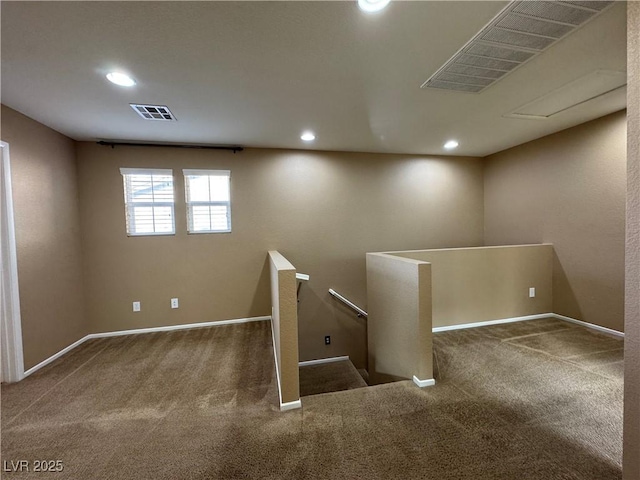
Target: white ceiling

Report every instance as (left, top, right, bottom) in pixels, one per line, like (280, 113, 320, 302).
(0, 1, 627, 157)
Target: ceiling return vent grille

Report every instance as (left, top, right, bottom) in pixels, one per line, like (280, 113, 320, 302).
(421, 1, 614, 93)
(130, 104, 177, 121)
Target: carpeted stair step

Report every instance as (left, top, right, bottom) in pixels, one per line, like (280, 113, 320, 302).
(299, 359, 368, 397)
(357, 368, 370, 385)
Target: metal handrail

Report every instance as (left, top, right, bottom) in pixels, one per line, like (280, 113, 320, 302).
(296, 273, 309, 299)
(328, 289, 368, 318)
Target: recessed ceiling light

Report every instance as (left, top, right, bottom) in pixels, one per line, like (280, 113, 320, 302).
(301, 131, 316, 142)
(106, 72, 136, 87)
(357, 0, 391, 13)
(444, 140, 459, 150)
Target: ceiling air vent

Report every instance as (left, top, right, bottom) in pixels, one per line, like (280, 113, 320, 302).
(130, 104, 177, 121)
(421, 0, 615, 94)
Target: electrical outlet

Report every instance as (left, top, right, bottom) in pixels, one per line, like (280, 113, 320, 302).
(529, 287, 536, 298)
(133, 301, 141, 312)
(325, 335, 331, 345)
(171, 298, 179, 309)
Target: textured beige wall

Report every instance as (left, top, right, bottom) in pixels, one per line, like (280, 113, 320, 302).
(391, 244, 553, 328)
(76, 143, 484, 368)
(624, 2, 640, 478)
(366, 253, 432, 385)
(0, 105, 87, 369)
(484, 111, 627, 332)
(268, 251, 299, 406)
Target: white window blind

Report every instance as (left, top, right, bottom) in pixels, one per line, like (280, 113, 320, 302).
(120, 168, 175, 236)
(183, 169, 231, 233)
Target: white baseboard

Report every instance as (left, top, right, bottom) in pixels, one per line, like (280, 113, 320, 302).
(432, 313, 553, 333)
(23, 311, 623, 387)
(269, 320, 302, 411)
(23, 335, 91, 378)
(299, 355, 349, 367)
(23, 315, 271, 379)
(88, 316, 271, 339)
(269, 318, 284, 408)
(431, 312, 624, 338)
(552, 313, 624, 338)
(413, 376, 436, 388)
(280, 399, 302, 411)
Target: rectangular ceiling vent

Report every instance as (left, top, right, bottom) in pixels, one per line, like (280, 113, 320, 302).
(130, 104, 177, 121)
(421, 0, 615, 94)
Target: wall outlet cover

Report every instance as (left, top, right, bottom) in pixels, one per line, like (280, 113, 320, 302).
(529, 287, 536, 298)
(133, 301, 141, 312)
(171, 298, 179, 309)
(325, 335, 331, 345)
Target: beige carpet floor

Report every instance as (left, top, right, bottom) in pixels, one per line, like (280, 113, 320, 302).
(299, 360, 368, 397)
(1, 318, 623, 479)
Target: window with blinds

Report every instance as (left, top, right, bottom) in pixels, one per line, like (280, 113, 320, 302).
(183, 169, 231, 234)
(120, 168, 175, 236)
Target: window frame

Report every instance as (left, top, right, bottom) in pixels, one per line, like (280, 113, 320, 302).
(120, 168, 176, 237)
(183, 169, 232, 234)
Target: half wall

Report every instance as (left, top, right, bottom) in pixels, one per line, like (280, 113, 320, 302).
(269, 251, 300, 410)
(389, 244, 553, 329)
